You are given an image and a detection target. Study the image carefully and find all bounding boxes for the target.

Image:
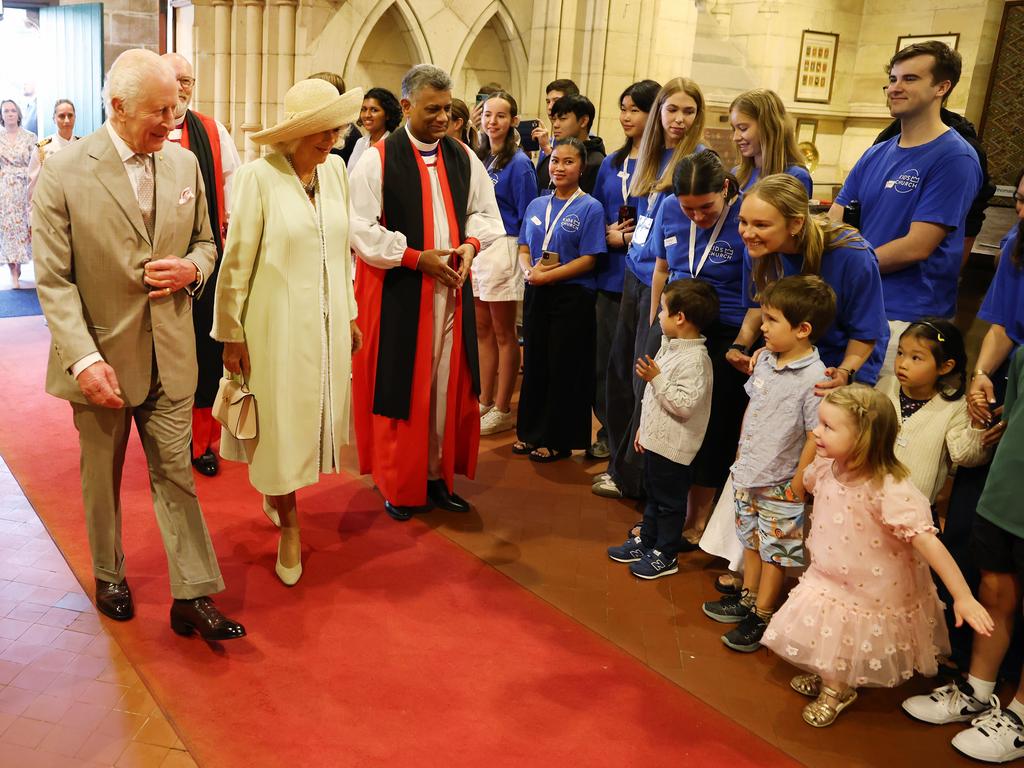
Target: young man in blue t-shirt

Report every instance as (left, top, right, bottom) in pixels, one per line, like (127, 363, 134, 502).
(829, 41, 982, 376)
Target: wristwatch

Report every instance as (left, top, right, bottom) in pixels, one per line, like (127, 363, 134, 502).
(728, 343, 750, 355)
(972, 368, 989, 379)
(837, 367, 856, 381)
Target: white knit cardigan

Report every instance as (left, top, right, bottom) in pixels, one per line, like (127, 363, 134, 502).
(876, 375, 991, 503)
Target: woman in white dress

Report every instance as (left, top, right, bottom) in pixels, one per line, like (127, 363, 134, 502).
(28, 99, 78, 198)
(213, 79, 364, 586)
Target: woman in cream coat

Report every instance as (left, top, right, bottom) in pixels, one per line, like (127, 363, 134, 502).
(213, 79, 364, 585)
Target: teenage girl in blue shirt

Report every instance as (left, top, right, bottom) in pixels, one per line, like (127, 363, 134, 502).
(589, 79, 660, 459)
(513, 138, 607, 462)
(472, 92, 538, 437)
(729, 89, 813, 196)
(730, 173, 888, 391)
(596, 77, 707, 500)
(647, 150, 748, 545)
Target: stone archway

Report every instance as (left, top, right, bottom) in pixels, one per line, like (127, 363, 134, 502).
(451, 2, 527, 103)
(343, 0, 431, 96)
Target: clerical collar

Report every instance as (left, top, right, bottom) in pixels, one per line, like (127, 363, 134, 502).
(404, 122, 439, 154)
(174, 113, 188, 129)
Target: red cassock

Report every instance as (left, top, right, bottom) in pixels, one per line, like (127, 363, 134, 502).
(351, 143, 482, 507)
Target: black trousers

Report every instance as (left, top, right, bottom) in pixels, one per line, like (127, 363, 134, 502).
(639, 450, 692, 559)
(517, 283, 596, 450)
(593, 289, 622, 443)
(605, 271, 655, 497)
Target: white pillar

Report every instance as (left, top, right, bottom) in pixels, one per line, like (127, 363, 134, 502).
(241, 0, 265, 161)
(212, 0, 233, 127)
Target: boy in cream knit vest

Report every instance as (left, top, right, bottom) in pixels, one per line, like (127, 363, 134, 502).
(607, 279, 719, 580)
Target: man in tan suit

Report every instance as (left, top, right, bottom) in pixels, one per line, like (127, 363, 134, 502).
(32, 49, 245, 642)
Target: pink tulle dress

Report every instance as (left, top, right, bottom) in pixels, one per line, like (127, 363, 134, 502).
(761, 456, 950, 688)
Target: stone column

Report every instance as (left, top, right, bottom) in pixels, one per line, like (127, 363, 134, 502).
(240, 0, 265, 161)
(212, 0, 233, 127)
(271, 0, 298, 103)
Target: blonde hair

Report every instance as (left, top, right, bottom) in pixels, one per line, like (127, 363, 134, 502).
(823, 385, 910, 485)
(730, 89, 806, 190)
(630, 78, 706, 197)
(746, 173, 866, 297)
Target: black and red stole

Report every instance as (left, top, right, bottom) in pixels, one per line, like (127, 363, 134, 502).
(373, 129, 481, 419)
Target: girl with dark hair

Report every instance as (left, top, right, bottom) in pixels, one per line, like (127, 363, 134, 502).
(472, 92, 537, 436)
(347, 87, 402, 169)
(595, 77, 707, 499)
(587, 79, 660, 458)
(514, 138, 606, 462)
(875, 319, 989, 504)
(642, 149, 748, 545)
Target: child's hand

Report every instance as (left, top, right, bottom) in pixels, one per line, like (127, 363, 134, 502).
(635, 355, 660, 382)
(954, 597, 995, 637)
(633, 429, 645, 454)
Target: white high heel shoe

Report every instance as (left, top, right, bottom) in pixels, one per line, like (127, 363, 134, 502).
(262, 496, 281, 527)
(275, 537, 302, 586)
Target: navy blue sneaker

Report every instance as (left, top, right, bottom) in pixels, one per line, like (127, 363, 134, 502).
(607, 536, 648, 563)
(629, 549, 678, 579)
(721, 611, 767, 652)
(702, 590, 753, 624)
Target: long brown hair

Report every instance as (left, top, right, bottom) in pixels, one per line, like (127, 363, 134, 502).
(823, 385, 910, 485)
(746, 174, 865, 296)
(629, 78, 706, 197)
(450, 98, 477, 147)
(475, 91, 520, 173)
(730, 89, 805, 189)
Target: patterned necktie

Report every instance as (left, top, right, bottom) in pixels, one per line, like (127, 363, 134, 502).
(134, 153, 155, 240)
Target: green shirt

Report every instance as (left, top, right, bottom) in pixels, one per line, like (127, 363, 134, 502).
(978, 349, 1024, 537)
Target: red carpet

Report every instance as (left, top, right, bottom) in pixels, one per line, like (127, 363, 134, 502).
(0, 316, 798, 767)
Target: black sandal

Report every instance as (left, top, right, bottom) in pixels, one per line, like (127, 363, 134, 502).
(528, 447, 570, 463)
(512, 441, 535, 455)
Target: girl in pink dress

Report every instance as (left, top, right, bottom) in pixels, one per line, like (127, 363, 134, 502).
(761, 384, 994, 727)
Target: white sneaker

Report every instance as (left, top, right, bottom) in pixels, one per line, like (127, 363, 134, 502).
(592, 477, 623, 499)
(902, 681, 989, 725)
(952, 696, 1024, 763)
(479, 401, 494, 416)
(480, 408, 515, 436)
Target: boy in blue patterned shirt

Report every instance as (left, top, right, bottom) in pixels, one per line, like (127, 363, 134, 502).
(703, 275, 837, 652)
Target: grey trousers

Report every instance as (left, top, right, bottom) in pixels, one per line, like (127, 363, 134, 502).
(71, 370, 225, 600)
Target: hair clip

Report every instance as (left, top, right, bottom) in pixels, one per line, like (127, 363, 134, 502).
(913, 321, 945, 342)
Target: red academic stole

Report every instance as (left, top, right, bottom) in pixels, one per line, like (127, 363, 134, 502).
(178, 110, 226, 248)
(352, 131, 482, 506)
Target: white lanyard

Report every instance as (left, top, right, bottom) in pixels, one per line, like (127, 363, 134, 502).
(542, 188, 585, 251)
(688, 199, 734, 278)
(486, 154, 499, 173)
(619, 159, 633, 203)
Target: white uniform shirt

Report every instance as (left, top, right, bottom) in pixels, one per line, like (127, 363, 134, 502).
(27, 133, 77, 198)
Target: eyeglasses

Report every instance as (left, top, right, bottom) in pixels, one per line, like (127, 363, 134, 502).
(177, 77, 196, 88)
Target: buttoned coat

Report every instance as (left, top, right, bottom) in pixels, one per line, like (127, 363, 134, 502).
(32, 126, 215, 405)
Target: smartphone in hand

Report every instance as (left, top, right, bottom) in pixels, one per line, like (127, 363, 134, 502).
(517, 119, 541, 153)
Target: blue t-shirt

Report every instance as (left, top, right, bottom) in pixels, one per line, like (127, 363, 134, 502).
(591, 152, 642, 293)
(742, 237, 890, 384)
(488, 150, 538, 237)
(650, 194, 747, 327)
(518, 192, 606, 290)
(979, 225, 1024, 346)
(834, 130, 982, 320)
(740, 164, 813, 196)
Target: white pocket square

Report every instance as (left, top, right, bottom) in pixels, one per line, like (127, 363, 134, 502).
(178, 187, 195, 205)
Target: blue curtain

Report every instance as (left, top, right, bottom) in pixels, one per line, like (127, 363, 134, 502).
(38, 4, 104, 138)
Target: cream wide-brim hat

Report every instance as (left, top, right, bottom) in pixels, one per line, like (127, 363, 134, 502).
(251, 79, 363, 145)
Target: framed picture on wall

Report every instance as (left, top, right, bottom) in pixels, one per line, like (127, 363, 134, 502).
(795, 30, 839, 104)
(796, 118, 818, 145)
(896, 32, 960, 53)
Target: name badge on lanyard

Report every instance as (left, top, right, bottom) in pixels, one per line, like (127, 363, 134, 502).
(542, 188, 585, 253)
(688, 198, 734, 278)
(632, 191, 660, 246)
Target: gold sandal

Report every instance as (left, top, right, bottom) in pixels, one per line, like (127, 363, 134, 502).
(790, 673, 822, 697)
(802, 685, 857, 727)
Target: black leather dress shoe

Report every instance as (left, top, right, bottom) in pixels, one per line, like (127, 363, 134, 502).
(384, 501, 416, 522)
(192, 450, 219, 477)
(95, 578, 134, 621)
(426, 479, 470, 512)
(170, 597, 246, 641)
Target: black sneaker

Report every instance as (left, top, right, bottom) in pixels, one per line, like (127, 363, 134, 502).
(722, 612, 767, 653)
(702, 590, 753, 624)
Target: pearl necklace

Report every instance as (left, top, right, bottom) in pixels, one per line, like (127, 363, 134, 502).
(286, 155, 317, 197)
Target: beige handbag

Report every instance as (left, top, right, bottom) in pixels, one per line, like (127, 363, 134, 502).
(212, 375, 258, 440)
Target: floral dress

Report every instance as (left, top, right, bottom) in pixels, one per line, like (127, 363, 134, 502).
(0, 128, 35, 264)
(761, 456, 949, 688)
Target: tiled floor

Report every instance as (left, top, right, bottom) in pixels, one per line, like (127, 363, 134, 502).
(0, 456, 195, 768)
